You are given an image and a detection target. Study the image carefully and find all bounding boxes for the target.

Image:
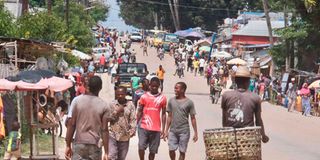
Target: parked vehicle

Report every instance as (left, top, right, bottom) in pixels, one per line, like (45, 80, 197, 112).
(129, 32, 143, 42)
(163, 33, 179, 51)
(113, 63, 148, 99)
(152, 32, 166, 47)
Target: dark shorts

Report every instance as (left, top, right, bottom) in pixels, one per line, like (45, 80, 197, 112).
(168, 132, 190, 153)
(72, 143, 102, 160)
(138, 127, 161, 154)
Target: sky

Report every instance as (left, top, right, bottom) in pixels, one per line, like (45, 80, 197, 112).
(101, 0, 137, 32)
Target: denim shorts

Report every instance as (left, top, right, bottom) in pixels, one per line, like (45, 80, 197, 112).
(138, 127, 161, 154)
(168, 131, 190, 153)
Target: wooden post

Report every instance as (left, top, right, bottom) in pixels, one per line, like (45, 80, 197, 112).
(14, 41, 18, 68)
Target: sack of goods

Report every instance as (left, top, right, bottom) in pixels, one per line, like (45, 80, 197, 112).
(203, 127, 262, 160)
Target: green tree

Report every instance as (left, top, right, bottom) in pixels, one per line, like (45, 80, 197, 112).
(53, 0, 96, 51)
(16, 12, 66, 42)
(269, 0, 320, 71)
(0, 3, 17, 36)
(89, 4, 109, 23)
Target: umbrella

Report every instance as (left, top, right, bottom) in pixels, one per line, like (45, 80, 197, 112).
(211, 51, 232, 58)
(199, 46, 211, 52)
(227, 58, 247, 65)
(308, 79, 320, 88)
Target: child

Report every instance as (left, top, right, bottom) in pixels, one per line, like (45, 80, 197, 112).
(4, 121, 21, 160)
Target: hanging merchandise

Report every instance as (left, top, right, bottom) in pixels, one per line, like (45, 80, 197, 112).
(0, 96, 5, 139)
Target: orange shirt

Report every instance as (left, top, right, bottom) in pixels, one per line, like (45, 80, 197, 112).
(156, 69, 165, 80)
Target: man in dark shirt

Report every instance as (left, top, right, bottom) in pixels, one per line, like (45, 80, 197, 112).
(221, 66, 269, 143)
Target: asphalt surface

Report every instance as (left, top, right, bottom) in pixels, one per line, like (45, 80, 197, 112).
(60, 41, 320, 160)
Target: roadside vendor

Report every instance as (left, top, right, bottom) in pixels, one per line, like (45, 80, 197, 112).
(221, 66, 269, 143)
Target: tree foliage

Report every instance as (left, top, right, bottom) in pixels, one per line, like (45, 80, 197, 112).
(118, 0, 262, 31)
(16, 12, 66, 42)
(0, 3, 16, 36)
(269, 0, 320, 70)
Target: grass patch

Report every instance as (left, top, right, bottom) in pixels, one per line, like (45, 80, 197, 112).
(1, 133, 64, 159)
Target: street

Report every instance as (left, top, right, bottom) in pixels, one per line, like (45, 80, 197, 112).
(59, 42, 320, 160)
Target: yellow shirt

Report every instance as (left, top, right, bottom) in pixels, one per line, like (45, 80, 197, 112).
(156, 69, 165, 80)
(193, 60, 200, 69)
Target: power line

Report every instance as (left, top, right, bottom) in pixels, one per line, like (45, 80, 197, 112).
(132, 0, 237, 11)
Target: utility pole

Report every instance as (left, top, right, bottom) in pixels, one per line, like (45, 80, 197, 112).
(153, 12, 159, 30)
(173, 0, 180, 30)
(284, 0, 290, 71)
(262, 0, 275, 76)
(168, 0, 178, 31)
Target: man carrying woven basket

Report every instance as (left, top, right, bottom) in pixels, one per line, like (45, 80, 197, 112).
(221, 66, 269, 143)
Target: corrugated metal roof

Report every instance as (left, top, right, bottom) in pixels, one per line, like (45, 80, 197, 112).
(0, 63, 19, 79)
(232, 20, 285, 37)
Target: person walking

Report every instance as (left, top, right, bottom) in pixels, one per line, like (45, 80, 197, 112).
(187, 56, 193, 73)
(164, 82, 198, 160)
(300, 83, 312, 116)
(65, 76, 112, 160)
(142, 41, 148, 56)
(221, 66, 269, 143)
(109, 87, 136, 160)
(3, 121, 21, 160)
(131, 71, 141, 101)
(156, 65, 165, 92)
(287, 78, 297, 112)
(192, 58, 200, 77)
(205, 64, 213, 86)
(136, 77, 167, 160)
(99, 54, 106, 73)
(199, 57, 205, 76)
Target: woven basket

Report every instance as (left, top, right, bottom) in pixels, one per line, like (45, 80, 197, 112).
(203, 127, 262, 160)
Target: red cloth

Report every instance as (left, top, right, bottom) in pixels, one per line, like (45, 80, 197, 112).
(100, 56, 106, 65)
(139, 92, 167, 132)
(117, 58, 123, 64)
(76, 85, 86, 96)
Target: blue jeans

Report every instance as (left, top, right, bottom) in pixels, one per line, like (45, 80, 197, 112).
(302, 97, 311, 116)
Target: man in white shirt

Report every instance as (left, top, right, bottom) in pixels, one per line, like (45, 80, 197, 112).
(199, 58, 206, 76)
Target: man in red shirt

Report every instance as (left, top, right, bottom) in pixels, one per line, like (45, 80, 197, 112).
(137, 77, 167, 160)
(99, 54, 106, 73)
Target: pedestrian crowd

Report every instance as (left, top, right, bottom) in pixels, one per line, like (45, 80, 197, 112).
(65, 74, 198, 160)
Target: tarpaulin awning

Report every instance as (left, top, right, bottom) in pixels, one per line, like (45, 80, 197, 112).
(0, 70, 73, 92)
(0, 77, 73, 92)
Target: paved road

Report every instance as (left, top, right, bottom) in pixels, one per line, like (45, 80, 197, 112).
(60, 42, 320, 160)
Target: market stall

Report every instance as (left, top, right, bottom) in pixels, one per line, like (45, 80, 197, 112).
(0, 70, 73, 159)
